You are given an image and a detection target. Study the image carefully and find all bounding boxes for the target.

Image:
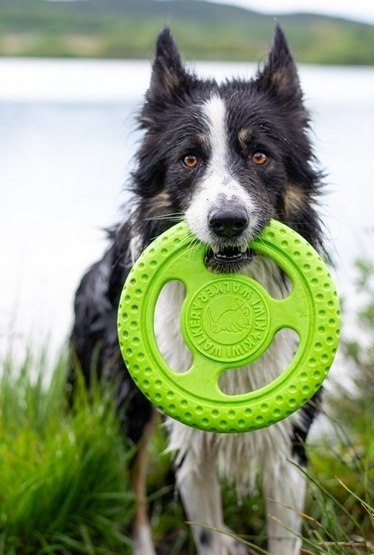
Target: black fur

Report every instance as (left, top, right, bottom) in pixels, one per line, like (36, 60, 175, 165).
(70, 25, 326, 546)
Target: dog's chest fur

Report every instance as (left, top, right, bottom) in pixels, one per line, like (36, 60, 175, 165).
(154, 255, 300, 492)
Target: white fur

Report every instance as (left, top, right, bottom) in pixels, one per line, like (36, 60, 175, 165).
(147, 95, 306, 555)
(185, 95, 257, 245)
(153, 257, 305, 555)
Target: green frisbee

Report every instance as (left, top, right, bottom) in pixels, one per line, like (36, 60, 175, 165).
(117, 220, 340, 433)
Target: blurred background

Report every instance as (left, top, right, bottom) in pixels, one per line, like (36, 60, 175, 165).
(0, 2, 373, 553)
(0, 0, 373, 360)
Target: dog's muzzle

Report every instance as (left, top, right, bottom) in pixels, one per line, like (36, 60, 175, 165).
(206, 207, 252, 272)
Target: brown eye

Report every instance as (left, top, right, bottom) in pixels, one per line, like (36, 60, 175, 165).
(251, 152, 268, 166)
(183, 154, 199, 169)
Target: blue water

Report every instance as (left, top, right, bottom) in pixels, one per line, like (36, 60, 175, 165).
(0, 59, 373, 361)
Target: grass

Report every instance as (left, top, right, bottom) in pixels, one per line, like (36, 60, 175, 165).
(0, 350, 372, 554)
(0, 260, 372, 553)
(0, 351, 134, 554)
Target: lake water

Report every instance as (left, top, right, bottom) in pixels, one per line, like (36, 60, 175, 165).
(1, 59, 373, 366)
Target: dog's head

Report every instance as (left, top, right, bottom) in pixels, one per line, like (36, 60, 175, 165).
(133, 27, 323, 271)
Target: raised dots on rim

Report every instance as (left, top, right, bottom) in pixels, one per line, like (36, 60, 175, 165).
(118, 219, 340, 434)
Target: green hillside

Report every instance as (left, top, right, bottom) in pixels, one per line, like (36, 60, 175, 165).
(0, 0, 373, 64)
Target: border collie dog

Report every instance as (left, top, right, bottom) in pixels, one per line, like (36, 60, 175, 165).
(71, 26, 324, 555)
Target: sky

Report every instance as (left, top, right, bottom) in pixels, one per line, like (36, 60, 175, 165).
(208, 0, 374, 24)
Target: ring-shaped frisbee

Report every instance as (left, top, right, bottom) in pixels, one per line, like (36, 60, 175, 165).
(117, 220, 340, 433)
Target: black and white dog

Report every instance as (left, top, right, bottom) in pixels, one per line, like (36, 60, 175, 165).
(71, 26, 325, 555)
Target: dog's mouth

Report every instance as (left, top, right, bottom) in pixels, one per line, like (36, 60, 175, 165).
(205, 243, 253, 273)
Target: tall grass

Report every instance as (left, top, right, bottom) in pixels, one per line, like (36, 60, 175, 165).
(0, 260, 372, 554)
(0, 352, 134, 554)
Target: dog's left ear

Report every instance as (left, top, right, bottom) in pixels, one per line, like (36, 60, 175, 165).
(140, 29, 190, 126)
(256, 25, 303, 108)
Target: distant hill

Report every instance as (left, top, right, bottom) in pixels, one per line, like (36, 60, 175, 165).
(0, 0, 373, 64)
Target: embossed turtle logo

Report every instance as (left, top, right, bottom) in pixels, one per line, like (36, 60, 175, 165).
(207, 300, 251, 335)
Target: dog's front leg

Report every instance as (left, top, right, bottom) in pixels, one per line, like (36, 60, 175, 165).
(176, 449, 248, 555)
(263, 457, 306, 555)
(131, 412, 157, 555)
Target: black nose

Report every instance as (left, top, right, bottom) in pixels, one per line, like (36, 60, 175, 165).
(209, 207, 249, 238)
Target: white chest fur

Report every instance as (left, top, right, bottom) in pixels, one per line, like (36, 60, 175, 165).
(154, 256, 301, 491)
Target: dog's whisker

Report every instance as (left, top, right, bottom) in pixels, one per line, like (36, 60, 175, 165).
(71, 24, 326, 555)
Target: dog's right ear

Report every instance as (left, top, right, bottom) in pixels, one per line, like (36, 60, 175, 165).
(140, 29, 189, 126)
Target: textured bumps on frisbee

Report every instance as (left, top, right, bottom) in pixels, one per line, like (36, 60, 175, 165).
(117, 220, 340, 433)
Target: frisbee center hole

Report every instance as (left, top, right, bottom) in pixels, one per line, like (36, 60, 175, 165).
(154, 280, 192, 373)
(218, 329, 299, 395)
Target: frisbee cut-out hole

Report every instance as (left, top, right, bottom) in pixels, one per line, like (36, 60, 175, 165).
(154, 280, 192, 373)
(218, 329, 299, 395)
(118, 220, 340, 433)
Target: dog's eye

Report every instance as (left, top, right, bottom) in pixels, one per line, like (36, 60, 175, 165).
(183, 155, 199, 169)
(251, 152, 268, 166)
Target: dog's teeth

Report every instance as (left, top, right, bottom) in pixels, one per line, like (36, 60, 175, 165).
(212, 245, 220, 254)
(239, 244, 247, 253)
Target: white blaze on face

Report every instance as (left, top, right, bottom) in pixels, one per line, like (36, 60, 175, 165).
(185, 94, 256, 244)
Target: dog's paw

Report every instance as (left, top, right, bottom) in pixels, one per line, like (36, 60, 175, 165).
(132, 524, 157, 555)
(225, 536, 249, 555)
(221, 531, 249, 555)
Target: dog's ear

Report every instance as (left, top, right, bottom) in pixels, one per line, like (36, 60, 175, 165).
(140, 29, 189, 125)
(256, 25, 303, 108)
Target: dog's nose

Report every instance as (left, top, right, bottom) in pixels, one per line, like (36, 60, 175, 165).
(209, 207, 249, 238)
